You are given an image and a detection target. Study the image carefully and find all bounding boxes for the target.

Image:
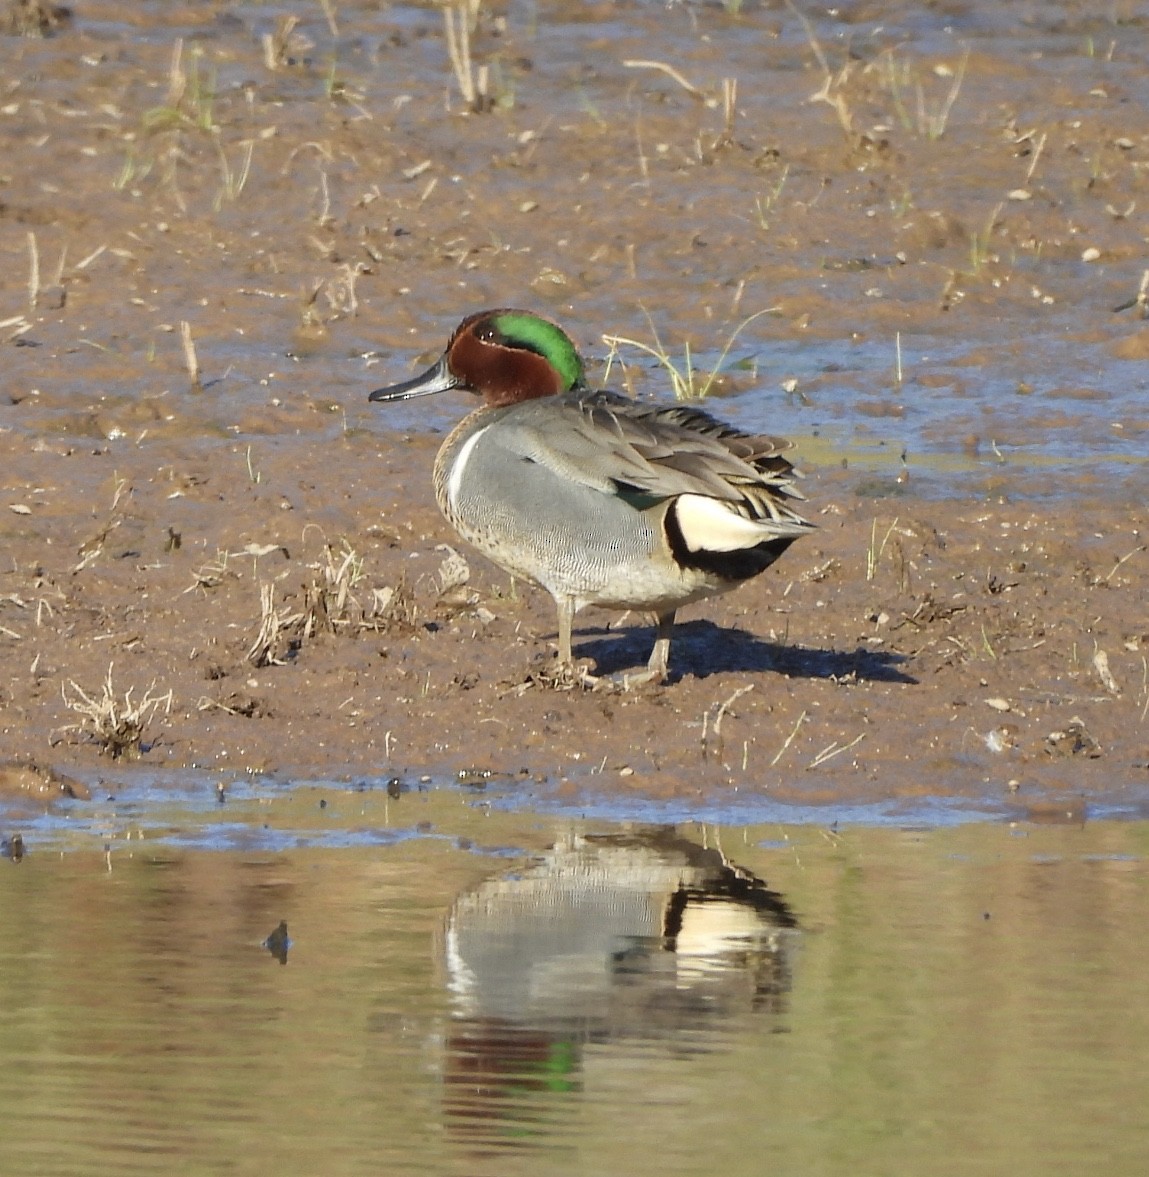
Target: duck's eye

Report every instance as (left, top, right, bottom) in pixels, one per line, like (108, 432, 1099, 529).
(476, 323, 496, 342)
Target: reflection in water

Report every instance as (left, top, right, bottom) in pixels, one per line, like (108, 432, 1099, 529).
(1, 783, 1147, 1177)
(442, 828, 797, 1151)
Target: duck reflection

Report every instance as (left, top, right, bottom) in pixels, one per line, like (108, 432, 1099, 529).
(441, 827, 797, 1147)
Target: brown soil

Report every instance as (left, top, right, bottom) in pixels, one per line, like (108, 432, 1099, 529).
(1, 1, 1146, 810)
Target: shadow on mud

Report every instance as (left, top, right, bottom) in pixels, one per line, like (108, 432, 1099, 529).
(576, 618, 917, 684)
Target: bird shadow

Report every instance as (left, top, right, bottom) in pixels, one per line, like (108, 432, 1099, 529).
(575, 618, 917, 685)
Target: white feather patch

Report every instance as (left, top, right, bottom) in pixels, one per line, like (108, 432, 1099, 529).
(446, 426, 489, 513)
(674, 494, 775, 553)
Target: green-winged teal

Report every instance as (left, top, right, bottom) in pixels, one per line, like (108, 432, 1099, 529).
(369, 309, 813, 686)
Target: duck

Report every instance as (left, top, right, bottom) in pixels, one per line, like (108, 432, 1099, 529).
(369, 309, 813, 687)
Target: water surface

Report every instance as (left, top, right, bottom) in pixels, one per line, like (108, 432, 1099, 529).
(2, 779, 1146, 1175)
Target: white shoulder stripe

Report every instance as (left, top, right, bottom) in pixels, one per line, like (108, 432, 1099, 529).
(446, 426, 489, 513)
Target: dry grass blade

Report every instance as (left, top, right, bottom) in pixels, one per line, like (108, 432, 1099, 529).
(919, 46, 969, 139)
(866, 517, 900, 582)
(807, 732, 866, 770)
(262, 14, 299, 70)
(602, 306, 778, 400)
(770, 709, 808, 767)
(26, 231, 39, 312)
(623, 59, 707, 102)
(442, 0, 490, 113)
(247, 582, 300, 667)
(1103, 543, 1145, 584)
(298, 542, 361, 639)
(702, 684, 754, 759)
(61, 664, 173, 759)
(180, 320, 201, 389)
(215, 137, 256, 208)
(317, 0, 338, 38)
(366, 579, 418, 633)
(184, 548, 235, 593)
(785, 0, 856, 138)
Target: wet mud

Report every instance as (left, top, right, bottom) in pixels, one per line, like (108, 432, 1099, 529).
(1, 0, 1147, 812)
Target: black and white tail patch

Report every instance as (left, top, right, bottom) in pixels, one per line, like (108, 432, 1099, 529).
(665, 494, 799, 581)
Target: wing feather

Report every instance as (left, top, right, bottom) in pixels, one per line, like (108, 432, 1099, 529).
(495, 390, 811, 532)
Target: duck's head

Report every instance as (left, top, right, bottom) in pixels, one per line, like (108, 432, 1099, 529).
(369, 309, 586, 409)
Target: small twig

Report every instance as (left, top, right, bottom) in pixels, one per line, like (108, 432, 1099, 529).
(1103, 544, 1145, 584)
(443, 1, 487, 111)
(785, 0, 855, 137)
(713, 684, 753, 738)
(180, 320, 201, 389)
(980, 623, 998, 660)
(623, 59, 707, 101)
(262, 15, 300, 70)
(1024, 130, 1047, 184)
(197, 697, 238, 715)
(807, 732, 866, 770)
(314, 166, 332, 225)
(317, 0, 338, 38)
(866, 517, 900, 581)
(926, 45, 968, 138)
(770, 709, 807, 767)
(76, 244, 107, 271)
(784, 0, 832, 77)
(27, 231, 39, 312)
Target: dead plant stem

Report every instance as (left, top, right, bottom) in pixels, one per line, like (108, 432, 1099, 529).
(771, 709, 807, 767)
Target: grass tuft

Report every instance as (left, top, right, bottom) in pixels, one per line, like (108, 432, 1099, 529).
(247, 540, 418, 668)
(60, 665, 172, 758)
(602, 307, 778, 400)
(443, 0, 492, 113)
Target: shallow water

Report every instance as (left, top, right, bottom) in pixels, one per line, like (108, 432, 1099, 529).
(2, 777, 1147, 1176)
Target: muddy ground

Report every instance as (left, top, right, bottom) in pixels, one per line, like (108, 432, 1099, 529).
(0, 0, 1146, 810)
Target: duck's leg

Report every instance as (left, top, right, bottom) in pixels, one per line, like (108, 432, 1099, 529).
(549, 596, 598, 687)
(556, 596, 575, 668)
(610, 609, 675, 690)
(645, 609, 676, 682)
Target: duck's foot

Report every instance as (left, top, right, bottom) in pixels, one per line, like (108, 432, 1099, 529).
(589, 630, 671, 691)
(525, 661, 666, 693)
(573, 664, 667, 693)
(608, 665, 667, 691)
(557, 659, 668, 693)
(533, 657, 600, 691)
